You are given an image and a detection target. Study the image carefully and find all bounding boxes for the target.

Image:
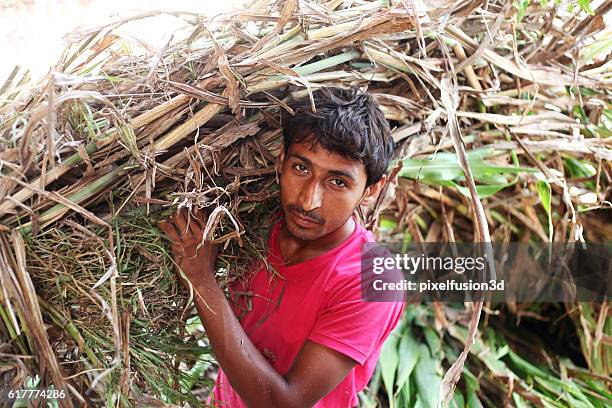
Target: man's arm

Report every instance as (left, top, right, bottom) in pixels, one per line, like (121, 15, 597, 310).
(159, 210, 357, 408)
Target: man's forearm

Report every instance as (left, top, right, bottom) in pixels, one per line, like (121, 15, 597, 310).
(192, 281, 297, 408)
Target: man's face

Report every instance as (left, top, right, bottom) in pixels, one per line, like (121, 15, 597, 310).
(277, 139, 372, 241)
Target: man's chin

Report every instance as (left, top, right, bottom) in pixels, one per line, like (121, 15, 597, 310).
(285, 221, 322, 241)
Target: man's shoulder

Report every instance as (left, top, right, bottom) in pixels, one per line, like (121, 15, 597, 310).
(321, 223, 378, 298)
(332, 221, 376, 271)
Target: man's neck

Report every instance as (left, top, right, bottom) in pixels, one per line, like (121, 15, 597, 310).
(278, 217, 356, 266)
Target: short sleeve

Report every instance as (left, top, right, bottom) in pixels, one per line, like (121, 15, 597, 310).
(307, 276, 405, 365)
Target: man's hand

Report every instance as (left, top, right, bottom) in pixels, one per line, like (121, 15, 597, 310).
(158, 209, 219, 290)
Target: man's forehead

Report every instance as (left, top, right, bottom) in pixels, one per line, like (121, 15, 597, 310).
(286, 141, 366, 180)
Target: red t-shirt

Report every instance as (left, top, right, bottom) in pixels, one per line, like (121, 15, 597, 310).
(211, 217, 405, 407)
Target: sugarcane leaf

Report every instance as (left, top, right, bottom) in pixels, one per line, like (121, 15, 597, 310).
(512, 392, 529, 408)
(185, 316, 203, 334)
(559, 388, 592, 408)
(450, 390, 465, 408)
(469, 163, 539, 176)
(414, 396, 428, 408)
(582, 37, 612, 63)
(379, 217, 398, 232)
(400, 377, 413, 407)
(423, 326, 442, 358)
(496, 344, 510, 359)
(399, 147, 538, 198)
(536, 178, 553, 239)
(541, 400, 561, 408)
(449, 181, 514, 199)
(517, 0, 529, 22)
(537, 374, 595, 408)
(534, 376, 564, 396)
(578, 0, 594, 14)
(466, 389, 483, 408)
(585, 392, 609, 408)
(449, 325, 512, 376)
(473, 172, 512, 185)
(368, 365, 382, 401)
(399, 157, 464, 182)
(563, 378, 601, 406)
(536, 179, 552, 215)
(464, 369, 484, 408)
(380, 331, 400, 407)
(179, 354, 211, 391)
(293, 50, 361, 76)
(508, 349, 551, 378)
(564, 157, 597, 178)
(395, 331, 420, 392)
(414, 344, 441, 408)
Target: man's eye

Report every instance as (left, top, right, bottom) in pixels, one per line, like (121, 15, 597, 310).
(330, 178, 347, 188)
(294, 164, 308, 173)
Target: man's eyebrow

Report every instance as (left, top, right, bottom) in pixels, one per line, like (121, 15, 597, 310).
(288, 153, 357, 182)
(289, 153, 313, 166)
(328, 169, 356, 182)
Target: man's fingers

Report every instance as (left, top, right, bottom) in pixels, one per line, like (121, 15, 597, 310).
(158, 220, 180, 242)
(189, 217, 204, 238)
(172, 209, 189, 235)
(189, 208, 210, 238)
(193, 208, 208, 229)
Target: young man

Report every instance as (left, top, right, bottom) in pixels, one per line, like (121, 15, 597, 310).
(159, 87, 405, 407)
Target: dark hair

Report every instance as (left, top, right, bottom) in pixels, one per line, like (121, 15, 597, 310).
(282, 87, 394, 188)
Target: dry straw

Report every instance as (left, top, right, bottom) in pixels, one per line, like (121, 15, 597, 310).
(0, 0, 610, 406)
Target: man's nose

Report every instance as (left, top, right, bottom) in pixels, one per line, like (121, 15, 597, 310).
(298, 180, 323, 212)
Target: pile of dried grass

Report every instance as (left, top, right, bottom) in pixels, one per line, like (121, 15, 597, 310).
(0, 0, 610, 406)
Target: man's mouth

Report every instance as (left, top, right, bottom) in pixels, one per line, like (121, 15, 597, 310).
(290, 209, 321, 228)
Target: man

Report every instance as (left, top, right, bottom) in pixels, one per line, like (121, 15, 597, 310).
(159, 87, 405, 407)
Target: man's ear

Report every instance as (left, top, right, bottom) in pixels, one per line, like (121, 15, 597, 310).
(359, 175, 387, 207)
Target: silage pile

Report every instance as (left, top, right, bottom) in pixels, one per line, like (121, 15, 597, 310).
(0, 0, 610, 406)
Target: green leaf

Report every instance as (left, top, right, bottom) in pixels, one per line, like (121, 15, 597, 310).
(401, 231, 413, 253)
(400, 378, 414, 406)
(449, 181, 514, 199)
(564, 157, 597, 178)
(450, 390, 465, 408)
(414, 397, 428, 408)
(185, 316, 203, 335)
(536, 179, 553, 240)
(516, 0, 530, 22)
(293, 50, 361, 76)
(380, 332, 400, 408)
(464, 369, 484, 408)
(399, 156, 464, 182)
(379, 217, 398, 232)
(508, 349, 551, 378)
(368, 365, 382, 400)
(578, 0, 594, 14)
(593, 124, 612, 138)
(179, 354, 211, 391)
(582, 38, 612, 63)
(564, 156, 598, 191)
(423, 326, 442, 357)
(448, 325, 512, 377)
(399, 148, 537, 199)
(536, 180, 552, 215)
(513, 392, 529, 408)
(414, 345, 441, 408)
(395, 332, 420, 391)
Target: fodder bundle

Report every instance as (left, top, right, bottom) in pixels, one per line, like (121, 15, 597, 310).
(0, 0, 610, 406)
